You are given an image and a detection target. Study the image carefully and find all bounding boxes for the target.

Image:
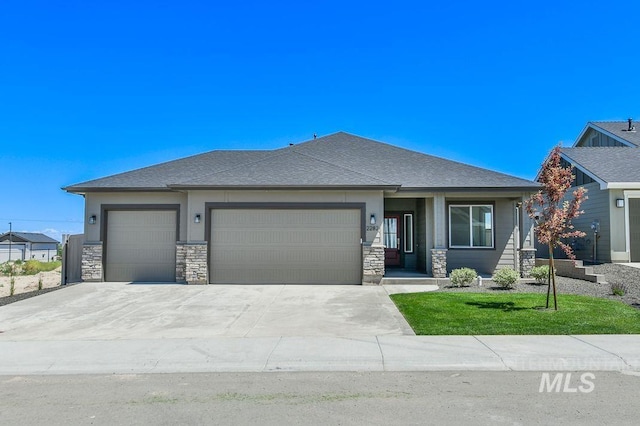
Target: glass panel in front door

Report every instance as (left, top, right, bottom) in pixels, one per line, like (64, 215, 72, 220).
(384, 217, 398, 248)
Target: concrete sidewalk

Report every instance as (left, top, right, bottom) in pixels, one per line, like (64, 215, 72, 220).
(1, 334, 638, 375)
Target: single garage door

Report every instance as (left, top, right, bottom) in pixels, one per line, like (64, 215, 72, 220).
(210, 209, 362, 284)
(106, 210, 177, 282)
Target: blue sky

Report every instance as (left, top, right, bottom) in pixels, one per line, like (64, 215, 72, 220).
(1, 0, 638, 240)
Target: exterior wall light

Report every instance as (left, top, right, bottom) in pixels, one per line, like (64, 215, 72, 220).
(89, 215, 97, 225)
(616, 199, 624, 208)
(370, 214, 376, 225)
(194, 214, 202, 223)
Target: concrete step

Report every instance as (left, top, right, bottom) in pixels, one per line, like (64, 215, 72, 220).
(380, 277, 443, 285)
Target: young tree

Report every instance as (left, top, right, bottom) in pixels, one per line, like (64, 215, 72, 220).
(526, 146, 587, 310)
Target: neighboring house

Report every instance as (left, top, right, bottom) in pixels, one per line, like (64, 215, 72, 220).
(0, 232, 59, 262)
(538, 120, 640, 263)
(63, 132, 539, 284)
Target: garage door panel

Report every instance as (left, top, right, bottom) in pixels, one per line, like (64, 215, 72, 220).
(213, 230, 359, 246)
(210, 209, 361, 284)
(106, 210, 177, 282)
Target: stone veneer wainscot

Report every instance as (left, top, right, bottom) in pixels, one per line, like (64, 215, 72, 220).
(81, 242, 103, 282)
(362, 243, 385, 285)
(176, 242, 208, 285)
(431, 248, 448, 278)
(519, 248, 536, 278)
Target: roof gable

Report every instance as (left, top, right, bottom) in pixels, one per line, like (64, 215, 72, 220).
(574, 121, 640, 148)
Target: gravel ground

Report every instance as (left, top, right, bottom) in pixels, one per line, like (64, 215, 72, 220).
(0, 286, 67, 307)
(439, 263, 640, 309)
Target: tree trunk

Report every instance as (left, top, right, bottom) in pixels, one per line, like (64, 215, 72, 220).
(546, 244, 552, 309)
(548, 243, 558, 310)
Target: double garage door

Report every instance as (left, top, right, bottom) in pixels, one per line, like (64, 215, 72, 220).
(210, 209, 362, 284)
(104, 208, 362, 284)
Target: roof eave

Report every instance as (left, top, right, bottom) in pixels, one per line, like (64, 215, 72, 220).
(603, 182, 640, 190)
(166, 184, 401, 191)
(63, 186, 173, 194)
(397, 185, 540, 192)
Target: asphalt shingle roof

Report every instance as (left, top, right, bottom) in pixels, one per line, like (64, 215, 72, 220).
(68, 150, 274, 189)
(289, 132, 537, 189)
(0, 232, 59, 244)
(171, 149, 395, 187)
(589, 121, 640, 147)
(561, 147, 640, 184)
(64, 132, 539, 192)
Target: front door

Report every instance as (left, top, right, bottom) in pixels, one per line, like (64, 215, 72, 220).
(384, 215, 401, 266)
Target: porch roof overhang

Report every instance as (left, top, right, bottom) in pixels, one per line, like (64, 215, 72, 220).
(394, 185, 541, 193)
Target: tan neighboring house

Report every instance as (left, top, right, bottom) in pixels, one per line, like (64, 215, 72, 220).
(539, 120, 640, 263)
(63, 132, 539, 284)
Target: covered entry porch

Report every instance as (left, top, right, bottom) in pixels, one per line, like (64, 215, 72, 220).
(382, 194, 535, 279)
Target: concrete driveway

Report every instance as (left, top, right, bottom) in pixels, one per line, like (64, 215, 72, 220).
(0, 283, 415, 340)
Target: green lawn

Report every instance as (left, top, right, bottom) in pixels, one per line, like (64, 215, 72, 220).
(390, 292, 640, 335)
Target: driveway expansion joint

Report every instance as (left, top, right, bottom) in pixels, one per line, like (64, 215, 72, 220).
(375, 336, 386, 371)
(569, 335, 634, 370)
(263, 336, 283, 371)
(473, 336, 512, 371)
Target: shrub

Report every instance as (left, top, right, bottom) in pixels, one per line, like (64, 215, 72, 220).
(37, 261, 61, 273)
(530, 265, 550, 284)
(21, 260, 61, 275)
(0, 262, 13, 276)
(611, 282, 628, 297)
(492, 267, 519, 289)
(450, 268, 477, 287)
(22, 260, 41, 275)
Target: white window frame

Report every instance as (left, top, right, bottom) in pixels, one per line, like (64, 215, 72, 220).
(403, 213, 414, 253)
(448, 204, 494, 249)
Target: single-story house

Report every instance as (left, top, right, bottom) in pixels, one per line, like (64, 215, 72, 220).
(539, 120, 640, 263)
(0, 232, 59, 262)
(63, 132, 539, 284)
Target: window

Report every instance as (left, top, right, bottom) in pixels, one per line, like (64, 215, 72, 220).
(403, 214, 413, 253)
(449, 205, 493, 248)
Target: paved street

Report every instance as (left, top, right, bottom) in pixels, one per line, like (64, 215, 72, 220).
(1, 371, 639, 425)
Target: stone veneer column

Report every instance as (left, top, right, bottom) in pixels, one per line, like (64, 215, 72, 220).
(176, 242, 208, 285)
(362, 243, 385, 285)
(431, 249, 448, 278)
(519, 248, 537, 278)
(81, 242, 103, 282)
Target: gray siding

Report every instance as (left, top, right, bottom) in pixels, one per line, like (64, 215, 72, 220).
(536, 182, 610, 262)
(447, 199, 516, 275)
(579, 128, 625, 147)
(566, 182, 610, 262)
